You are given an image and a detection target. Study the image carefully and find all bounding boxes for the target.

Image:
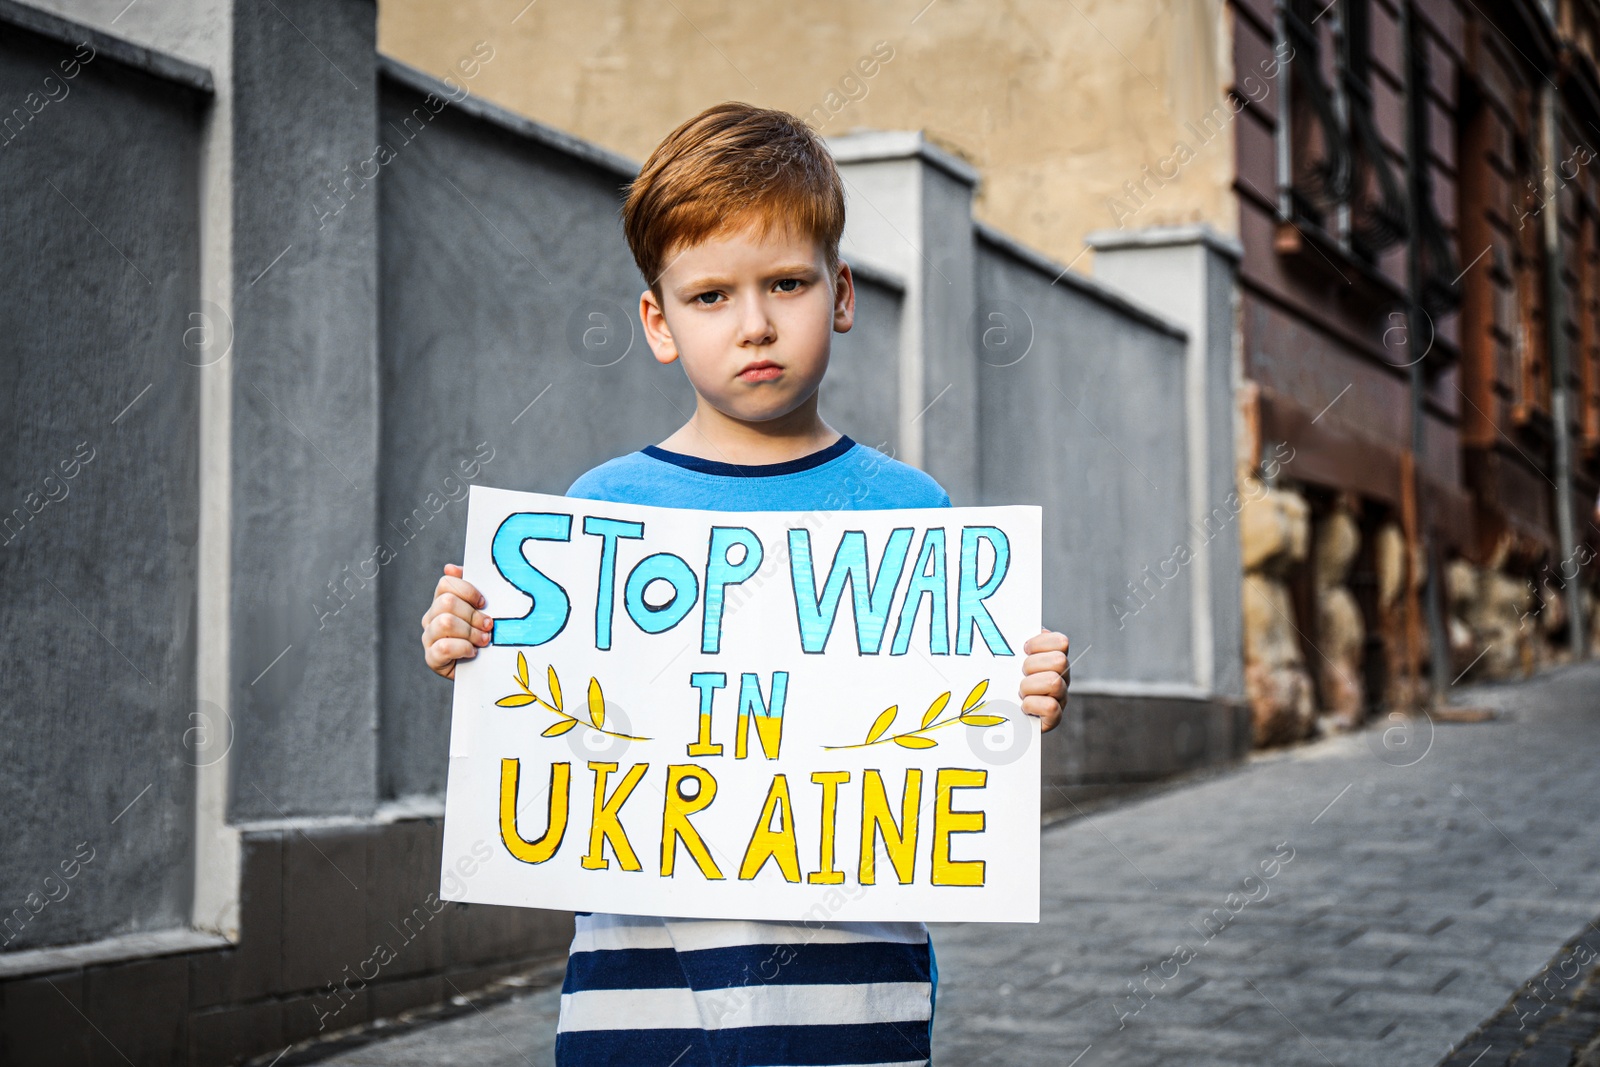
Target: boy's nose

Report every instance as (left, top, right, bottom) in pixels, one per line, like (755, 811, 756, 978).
(737, 304, 777, 345)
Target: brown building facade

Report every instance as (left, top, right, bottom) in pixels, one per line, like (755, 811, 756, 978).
(1223, 0, 1598, 738)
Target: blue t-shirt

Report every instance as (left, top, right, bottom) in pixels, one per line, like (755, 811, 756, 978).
(566, 431, 951, 512)
(555, 433, 945, 1067)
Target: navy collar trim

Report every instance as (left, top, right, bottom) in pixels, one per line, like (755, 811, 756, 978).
(641, 434, 856, 477)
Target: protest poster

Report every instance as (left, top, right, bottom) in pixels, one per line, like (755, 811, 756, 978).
(439, 485, 1043, 923)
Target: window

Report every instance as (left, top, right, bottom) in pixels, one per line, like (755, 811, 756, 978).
(1275, 0, 1461, 344)
(1278, 0, 1407, 262)
(1510, 126, 1550, 423)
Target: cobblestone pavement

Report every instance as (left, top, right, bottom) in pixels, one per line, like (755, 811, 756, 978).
(300, 662, 1600, 1067)
(1438, 913, 1600, 1066)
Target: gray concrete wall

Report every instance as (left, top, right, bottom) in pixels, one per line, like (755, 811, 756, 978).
(818, 267, 904, 456)
(0, 13, 207, 947)
(375, 62, 693, 800)
(10, 0, 223, 71)
(973, 228, 1198, 688)
(0, 817, 575, 1066)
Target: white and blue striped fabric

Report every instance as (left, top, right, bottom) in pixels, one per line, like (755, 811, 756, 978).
(555, 914, 936, 1065)
(557, 435, 949, 1065)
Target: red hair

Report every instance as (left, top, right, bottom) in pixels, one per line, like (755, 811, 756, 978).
(622, 101, 846, 299)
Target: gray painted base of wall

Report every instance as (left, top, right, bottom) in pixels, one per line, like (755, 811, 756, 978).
(1043, 691, 1253, 804)
(0, 818, 573, 1067)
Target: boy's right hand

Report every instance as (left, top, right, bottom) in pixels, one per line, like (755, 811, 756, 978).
(421, 563, 494, 680)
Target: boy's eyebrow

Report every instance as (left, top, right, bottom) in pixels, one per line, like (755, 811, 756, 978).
(674, 264, 822, 293)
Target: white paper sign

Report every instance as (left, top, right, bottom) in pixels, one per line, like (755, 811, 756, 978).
(439, 485, 1042, 923)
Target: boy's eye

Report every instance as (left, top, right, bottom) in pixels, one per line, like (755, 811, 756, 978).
(694, 291, 723, 306)
(774, 278, 803, 293)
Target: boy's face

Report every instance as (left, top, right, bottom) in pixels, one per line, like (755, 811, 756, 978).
(640, 214, 853, 427)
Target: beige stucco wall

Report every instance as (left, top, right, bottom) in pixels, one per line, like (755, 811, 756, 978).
(377, 0, 1238, 272)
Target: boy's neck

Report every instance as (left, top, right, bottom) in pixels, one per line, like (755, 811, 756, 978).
(655, 394, 841, 466)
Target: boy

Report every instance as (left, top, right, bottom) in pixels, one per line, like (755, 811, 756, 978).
(421, 101, 1070, 1066)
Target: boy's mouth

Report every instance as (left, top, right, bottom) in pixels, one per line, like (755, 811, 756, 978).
(737, 360, 782, 382)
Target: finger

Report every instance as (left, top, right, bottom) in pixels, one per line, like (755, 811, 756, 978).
(421, 596, 490, 638)
(1022, 650, 1068, 677)
(444, 563, 464, 578)
(434, 575, 487, 609)
(1020, 694, 1061, 731)
(434, 591, 493, 632)
(1019, 672, 1067, 700)
(1022, 630, 1066, 655)
(425, 589, 491, 631)
(427, 612, 490, 646)
(425, 636, 477, 672)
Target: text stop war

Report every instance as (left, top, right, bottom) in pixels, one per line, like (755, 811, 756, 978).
(487, 513, 1017, 658)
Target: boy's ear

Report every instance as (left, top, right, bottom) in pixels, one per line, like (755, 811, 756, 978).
(832, 261, 856, 334)
(639, 289, 679, 365)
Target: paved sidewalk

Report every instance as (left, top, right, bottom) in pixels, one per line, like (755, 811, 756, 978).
(301, 662, 1600, 1067)
(1439, 917, 1600, 1067)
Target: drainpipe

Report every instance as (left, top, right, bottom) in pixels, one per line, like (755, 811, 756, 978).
(1540, 81, 1588, 659)
(1401, 0, 1453, 701)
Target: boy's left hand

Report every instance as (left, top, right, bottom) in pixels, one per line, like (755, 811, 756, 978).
(1019, 629, 1070, 733)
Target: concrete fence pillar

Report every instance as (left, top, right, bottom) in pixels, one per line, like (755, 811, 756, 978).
(1086, 224, 1246, 703)
(228, 0, 381, 822)
(828, 131, 981, 504)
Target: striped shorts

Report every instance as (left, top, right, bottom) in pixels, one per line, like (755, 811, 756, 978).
(554, 912, 937, 1066)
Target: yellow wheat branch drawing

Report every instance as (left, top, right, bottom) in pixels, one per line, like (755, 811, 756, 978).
(823, 678, 1003, 750)
(495, 652, 651, 741)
